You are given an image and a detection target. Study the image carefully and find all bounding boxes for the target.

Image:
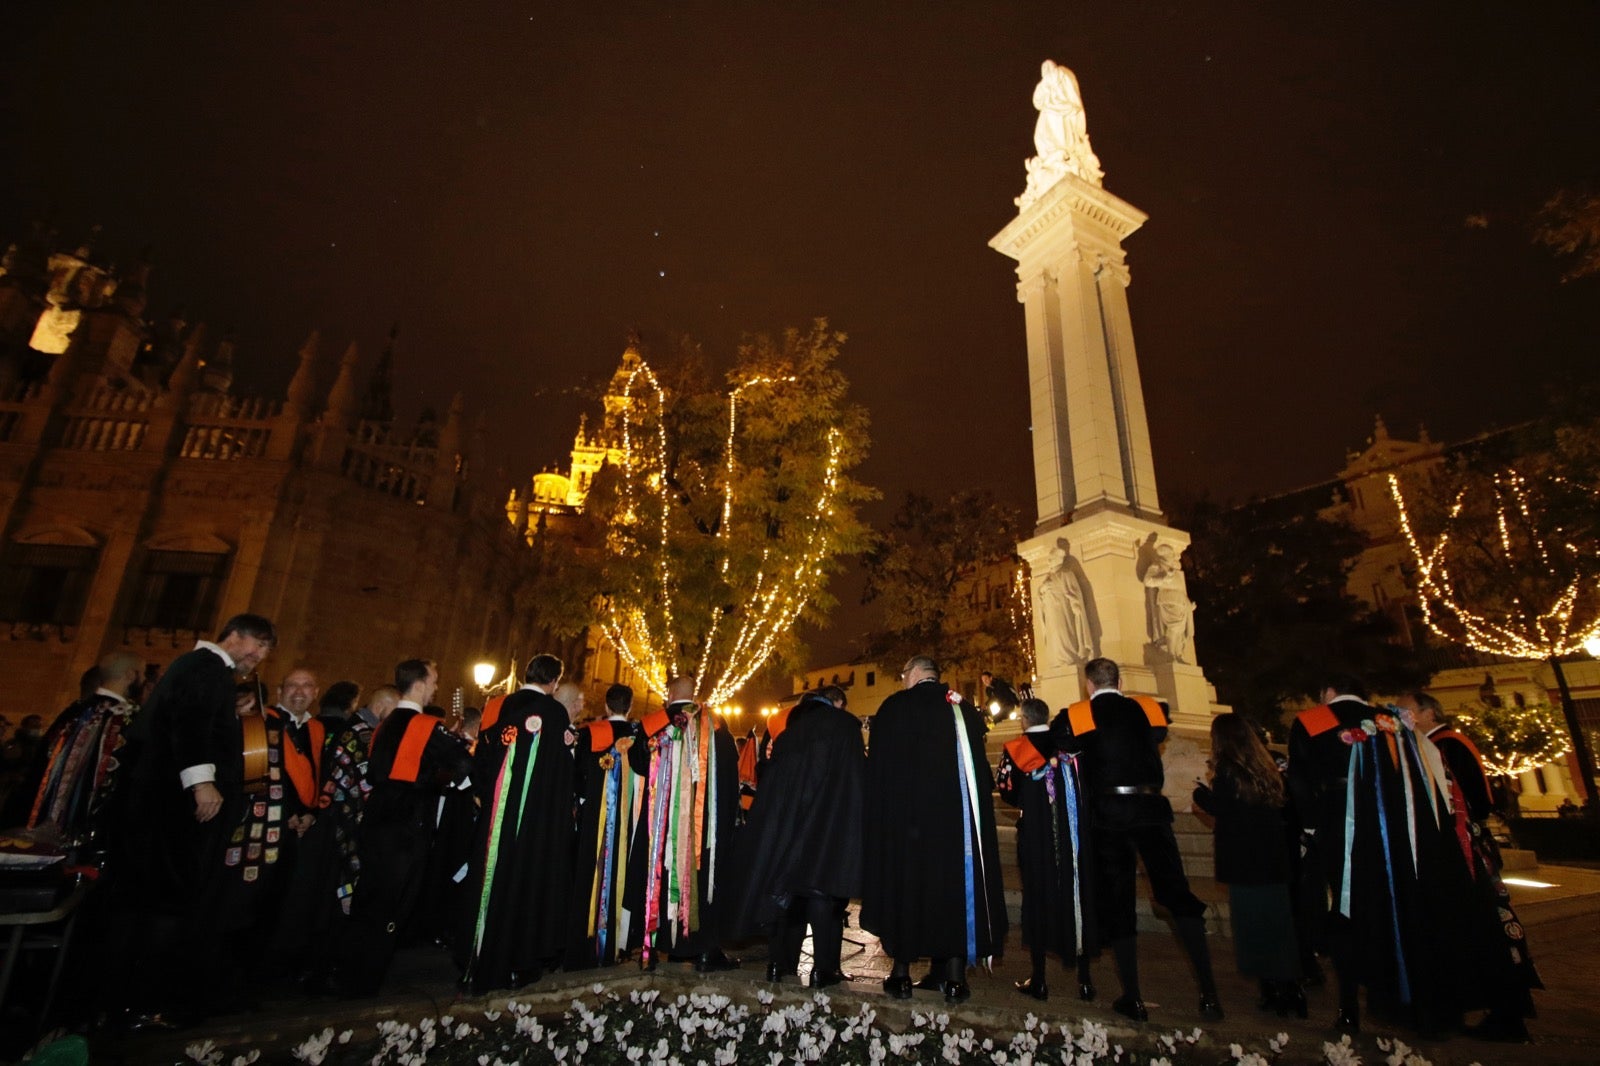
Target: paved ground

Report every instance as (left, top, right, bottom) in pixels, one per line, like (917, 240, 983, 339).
(59, 863, 1600, 1066)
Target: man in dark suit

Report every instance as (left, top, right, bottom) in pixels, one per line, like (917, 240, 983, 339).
(1054, 656, 1220, 1023)
(108, 612, 277, 1029)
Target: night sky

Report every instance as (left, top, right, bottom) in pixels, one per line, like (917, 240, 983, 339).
(4, 3, 1598, 655)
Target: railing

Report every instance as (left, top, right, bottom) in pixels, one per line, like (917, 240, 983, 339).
(178, 423, 271, 460)
(58, 385, 153, 452)
(340, 419, 445, 503)
(187, 394, 279, 421)
(73, 385, 153, 415)
(341, 449, 432, 502)
(59, 415, 147, 451)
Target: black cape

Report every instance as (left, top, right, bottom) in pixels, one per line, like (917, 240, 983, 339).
(340, 706, 471, 995)
(566, 717, 641, 969)
(623, 702, 739, 957)
(726, 696, 865, 937)
(461, 688, 575, 990)
(860, 680, 1007, 963)
(3, 692, 132, 845)
(996, 730, 1095, 961)
(115, 647, 243, 914)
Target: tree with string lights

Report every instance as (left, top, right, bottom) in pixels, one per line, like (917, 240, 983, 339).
(582, 320, 873, 706)
(1390, 462, 1600, 809)
(1454, 691, 1572, 782)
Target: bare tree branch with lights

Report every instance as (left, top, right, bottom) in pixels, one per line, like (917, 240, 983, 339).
(584, 320, 874, 705)
(1390, 463, 1600, 807)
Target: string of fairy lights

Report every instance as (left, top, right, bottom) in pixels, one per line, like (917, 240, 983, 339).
(597, 355, 846, 706)
(1009, 564, 1037, 684)
(1388, 470, 1600, 660)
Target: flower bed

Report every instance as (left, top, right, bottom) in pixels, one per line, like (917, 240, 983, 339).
(170, 986, 1474, 1066)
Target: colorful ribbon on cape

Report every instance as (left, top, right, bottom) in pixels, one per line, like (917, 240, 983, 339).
(471, 726, 540, 957)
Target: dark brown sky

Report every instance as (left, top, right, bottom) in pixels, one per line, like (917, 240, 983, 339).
(3, 2, 1598, 655)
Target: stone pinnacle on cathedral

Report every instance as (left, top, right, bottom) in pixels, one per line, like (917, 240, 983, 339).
(362, 323, 397, 424)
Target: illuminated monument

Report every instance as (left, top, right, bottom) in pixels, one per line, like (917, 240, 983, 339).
(991, 61, 1220, 733)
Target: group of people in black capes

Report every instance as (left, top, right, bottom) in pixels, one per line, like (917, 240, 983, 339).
(995, 659, 1538, 1044)
(5, 612, 1539, 1045)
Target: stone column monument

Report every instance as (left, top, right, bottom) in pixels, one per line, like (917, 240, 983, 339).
(991, 60, 1221, 737)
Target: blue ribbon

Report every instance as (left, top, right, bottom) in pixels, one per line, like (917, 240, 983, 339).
(1061, 757, 1083, 949)
(955, 737, 977, 966)
(1370, 737, 1412, 1004)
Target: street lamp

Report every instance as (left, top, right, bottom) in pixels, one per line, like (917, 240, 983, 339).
(472, 661, 497, 690)
(1585, 634, 1600, 660)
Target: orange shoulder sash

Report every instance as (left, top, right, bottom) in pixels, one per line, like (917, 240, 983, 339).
(387, 712, 442, 784)
(1297, 704, 1340, 737)
(1003, 736, 1048, 773)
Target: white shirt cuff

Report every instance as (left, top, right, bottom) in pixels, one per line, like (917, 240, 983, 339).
(456, 775, 472, 791)
(179, 764, 217, 789)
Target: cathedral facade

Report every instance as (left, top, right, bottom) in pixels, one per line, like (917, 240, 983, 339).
(0, 226, 573, 712)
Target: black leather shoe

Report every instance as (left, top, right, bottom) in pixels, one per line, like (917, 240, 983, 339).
(882, 974, 913, 1000)
(1014, 976, 1048, 1001)
(640, 955, 659, 973)
(1332, 1009, 1360, 1035)
(1198, 993, 1224, 1021)
(1112, 995, 1148, 1022)
(943, 981, 971, 1004)
(1079, 981, 1096, 1002)
(913, 971, 943, 991)
(809, 969, 851, 989)
(1467, 1014, 1531, 1043)
(1277, 984, 1308, 1019)
(694, 952, 740, 973)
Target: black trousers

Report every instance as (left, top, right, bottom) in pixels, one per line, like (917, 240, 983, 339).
(769, 894, 845, 977)
(1094, 822, 1205, 941)
(338, 821, 431, 994)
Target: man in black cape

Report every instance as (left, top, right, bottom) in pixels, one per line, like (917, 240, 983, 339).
(1399, 690, 1541, 1042)
(4, 650, 140, 844)
(460, 654, 576, 992)
(273, 680, 368, 990)
(997, 696, 1096, 1002)
(334, 658, 471, 996)
(106, 613, 276, 1028)
(624, 675, 740, 971)
(1054, 657, 1220, 1024)
(861, 656, 1007, 1004)
(1288, 673, 1462, 1036)
(566, 683, 641, 970)
(727, 684, 864, 988)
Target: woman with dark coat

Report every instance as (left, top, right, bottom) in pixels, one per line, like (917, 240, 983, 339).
(1193, 713, 1305, 1017)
